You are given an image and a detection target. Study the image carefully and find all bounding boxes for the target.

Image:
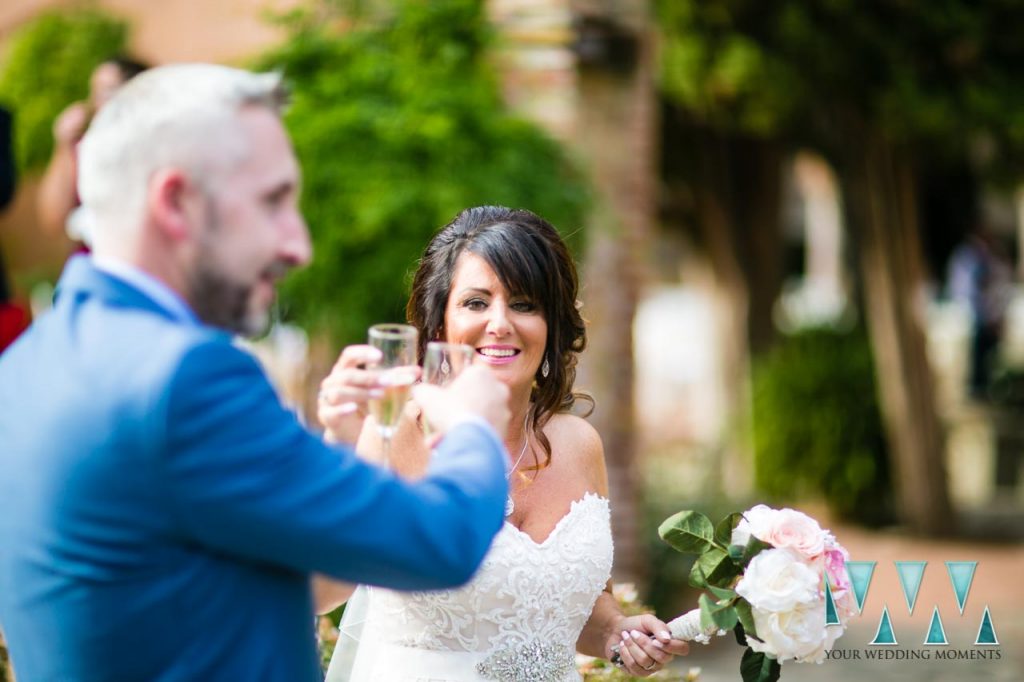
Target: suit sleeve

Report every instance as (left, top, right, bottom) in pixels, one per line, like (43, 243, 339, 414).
(160, 339, 508, 590)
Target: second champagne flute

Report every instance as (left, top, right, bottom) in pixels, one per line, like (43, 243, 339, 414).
(367, 323, 418, 464)
(421, 342, 475, 437)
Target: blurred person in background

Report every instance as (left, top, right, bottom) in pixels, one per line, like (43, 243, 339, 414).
(948, 223, 1015, 399)
(36, 56, 147, 251)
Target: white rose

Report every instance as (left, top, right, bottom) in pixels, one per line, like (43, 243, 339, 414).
(731, 504, 777, 547)
(747, 603, 835, 663)
(758, 508, 827, 558)
(800, 624, 848, 663)
(735, 548, 820, 613)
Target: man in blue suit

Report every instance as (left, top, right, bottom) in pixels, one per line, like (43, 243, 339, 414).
(0, 64, 511, 681)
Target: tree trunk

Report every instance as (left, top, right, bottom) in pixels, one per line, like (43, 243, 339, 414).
(734, 140, 784, 356)
(691, 135, 753, 499)
(840, 135, 954, 536)
(668, 125, 784, 499)
(572, 8, 654, 583)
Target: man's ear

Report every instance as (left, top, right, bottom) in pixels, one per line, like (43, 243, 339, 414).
(147, 168, 197, 241)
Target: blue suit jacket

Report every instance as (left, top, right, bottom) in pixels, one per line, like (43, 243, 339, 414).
(0, 257, 508, 681)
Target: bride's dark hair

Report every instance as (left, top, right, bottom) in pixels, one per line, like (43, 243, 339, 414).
(406, 205, 592, 470)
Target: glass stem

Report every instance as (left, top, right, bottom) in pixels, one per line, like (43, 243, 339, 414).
(381, 433, 392, 468)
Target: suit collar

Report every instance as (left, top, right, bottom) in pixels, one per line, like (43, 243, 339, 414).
(55, 255, 200, 326)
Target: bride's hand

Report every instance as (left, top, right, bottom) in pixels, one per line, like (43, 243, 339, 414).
(317, 345, 386, 444)
(607, 614, 689, 677)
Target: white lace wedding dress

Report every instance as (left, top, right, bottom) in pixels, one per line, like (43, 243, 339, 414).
(326, 493, 613, 682)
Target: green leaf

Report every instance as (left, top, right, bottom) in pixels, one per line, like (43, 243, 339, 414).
(735, 599, 758, 640)
(689, 547, 732, 587)
(688, 560, 708, 589)
(715, 512, 743, 546)
(699, 593, 738, 631)
(728, 544, 746, 561)
(707, 585, 737, 602)
(740, 648, 781, 682)
(659, 511, 715, 554)
(712, 604, 739, 630)
(698, 593, 716, 631)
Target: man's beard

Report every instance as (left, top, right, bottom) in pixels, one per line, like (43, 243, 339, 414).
(186, 256, 264, 337)
(188, 252, 293, 337)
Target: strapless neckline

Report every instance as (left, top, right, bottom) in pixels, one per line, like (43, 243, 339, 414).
(502, 492, 609, 547)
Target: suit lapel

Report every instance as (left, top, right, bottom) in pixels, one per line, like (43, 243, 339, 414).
(55, 255, 185, 323)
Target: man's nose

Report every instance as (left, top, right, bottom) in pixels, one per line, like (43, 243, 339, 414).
(280, 211, 312, 267)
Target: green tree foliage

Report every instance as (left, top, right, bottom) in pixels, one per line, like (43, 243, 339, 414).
(0, 8, 130, 173)
(256, 0, 587, 343)
(751, 327, 892, 525)
(656, 0, 1024, 174)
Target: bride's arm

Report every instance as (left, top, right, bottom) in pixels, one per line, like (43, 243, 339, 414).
(575, 583, 627, 657)
(569, 418, 688, 676)
(577, 584, 689, 677)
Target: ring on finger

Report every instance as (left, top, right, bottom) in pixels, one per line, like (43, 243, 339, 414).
(641, 661, 657, 671)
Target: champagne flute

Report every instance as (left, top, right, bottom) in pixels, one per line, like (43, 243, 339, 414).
(367, 324, 418, 464)
(421, 342, 475, 438)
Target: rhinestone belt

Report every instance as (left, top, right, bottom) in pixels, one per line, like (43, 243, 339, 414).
(475, 641, 575, 682)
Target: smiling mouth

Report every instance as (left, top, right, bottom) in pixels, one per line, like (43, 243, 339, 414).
(477, 347, 520, 359)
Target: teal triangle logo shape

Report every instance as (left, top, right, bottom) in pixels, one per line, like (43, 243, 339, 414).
(945, 561, 977, 614)
(824, 579, 841, 625)
(845, 561, 876, 613)
(924, 606, 948, 645)
(895, 561, 927, 614)
(870, 605, 898, 645)
(975, 606, 999, 645)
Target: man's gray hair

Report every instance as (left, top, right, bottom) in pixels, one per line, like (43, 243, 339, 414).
(78, 63, 288, 241)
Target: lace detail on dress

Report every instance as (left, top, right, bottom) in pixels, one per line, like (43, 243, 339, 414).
(362, 493, 613, 680)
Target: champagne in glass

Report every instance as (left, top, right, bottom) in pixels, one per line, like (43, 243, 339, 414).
(421, 342, 475, 437)
(367, 323, 418, 464)
(368, 367, 417, 434)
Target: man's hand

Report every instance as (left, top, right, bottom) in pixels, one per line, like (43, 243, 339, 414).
(412, 365, 510, 442)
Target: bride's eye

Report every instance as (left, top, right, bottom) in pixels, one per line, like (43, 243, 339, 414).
(462, 298, 487, 311)
(511, 300, 537, 313)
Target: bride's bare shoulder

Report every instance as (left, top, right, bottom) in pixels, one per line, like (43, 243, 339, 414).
(544, 414, 606, 491)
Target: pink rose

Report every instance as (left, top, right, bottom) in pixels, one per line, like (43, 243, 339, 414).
(757, 508, 827, 558)
(824, 547, 850, 591)
(830, 586, 859, 622)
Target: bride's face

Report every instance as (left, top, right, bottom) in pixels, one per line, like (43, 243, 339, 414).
(443, 252, 548, 392)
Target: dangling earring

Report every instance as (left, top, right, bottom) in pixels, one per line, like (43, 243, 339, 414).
(541, 357, 550, 378)
(440, 358, 450, 376)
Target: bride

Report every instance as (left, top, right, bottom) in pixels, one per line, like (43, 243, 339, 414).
(315, 206, 689, 680)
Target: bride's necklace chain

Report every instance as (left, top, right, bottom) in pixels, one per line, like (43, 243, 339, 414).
(504, 414, 531, 518)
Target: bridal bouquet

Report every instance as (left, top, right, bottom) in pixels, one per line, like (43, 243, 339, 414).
(658, 505, 856, 682)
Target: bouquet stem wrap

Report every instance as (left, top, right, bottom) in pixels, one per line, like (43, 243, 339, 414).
(666, 608, 724, 645)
